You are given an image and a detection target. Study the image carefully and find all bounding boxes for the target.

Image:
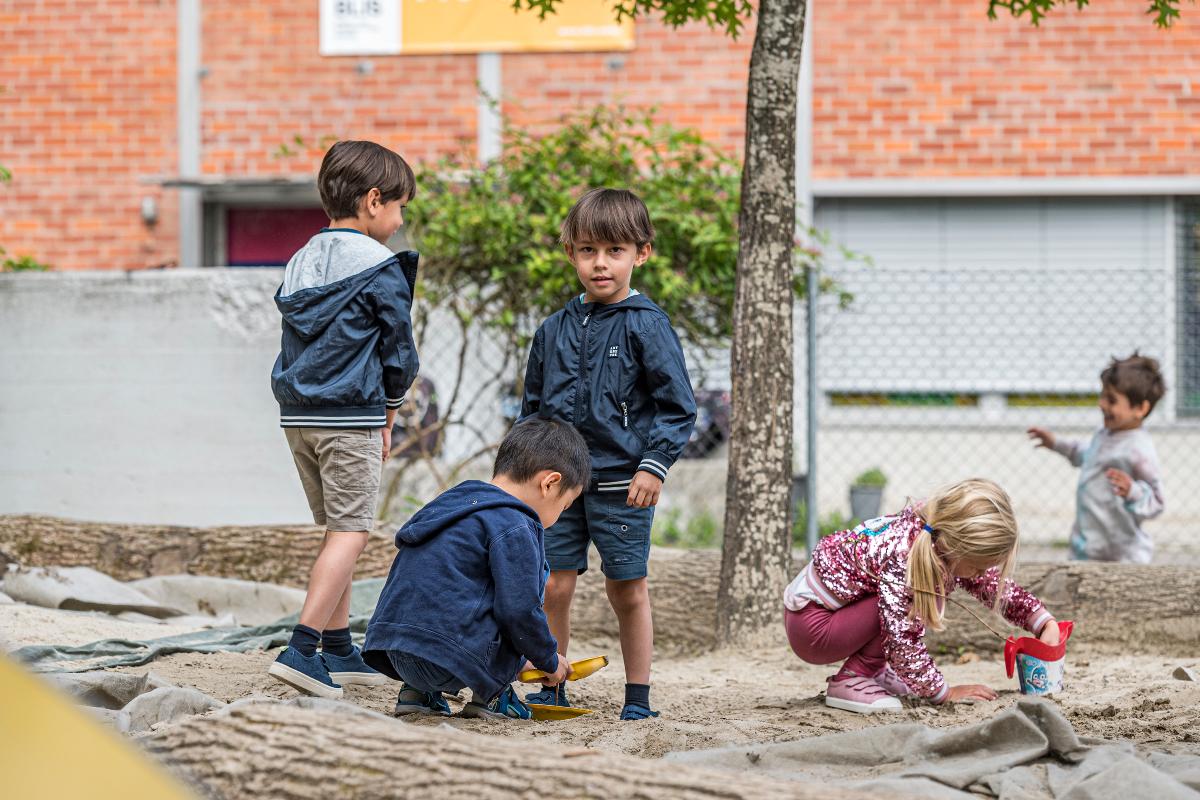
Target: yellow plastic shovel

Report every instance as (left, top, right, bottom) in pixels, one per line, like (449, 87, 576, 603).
(527, 704, 594, 721)
(518, 655, 609, 684)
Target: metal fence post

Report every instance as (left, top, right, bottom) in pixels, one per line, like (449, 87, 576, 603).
(806, 262, 819, 555)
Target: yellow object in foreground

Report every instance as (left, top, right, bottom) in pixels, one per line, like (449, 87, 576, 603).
(518, 654, 610, 684)
(528, 704, 594, 721)
(0, 655, 196, 800)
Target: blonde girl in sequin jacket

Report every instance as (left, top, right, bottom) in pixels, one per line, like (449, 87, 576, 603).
(783, 478, 1060, 714)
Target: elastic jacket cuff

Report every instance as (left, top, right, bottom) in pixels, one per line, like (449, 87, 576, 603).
(637, 451, 674, 482)
(385, 396, 405, 409)
(1028, 607, 1054, 636)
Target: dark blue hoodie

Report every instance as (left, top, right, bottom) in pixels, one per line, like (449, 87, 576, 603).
(271, 230, 419, 428)
(362, 481, 559, 700)
(521, 292, 697, 492)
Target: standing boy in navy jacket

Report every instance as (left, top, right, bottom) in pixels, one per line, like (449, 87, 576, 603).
(268, 141, 419, 699)
(363, 418, 583, 718)
(520, 188, 697, 720)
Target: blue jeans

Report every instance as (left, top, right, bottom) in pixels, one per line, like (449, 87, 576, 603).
(387, 651, 466, 694)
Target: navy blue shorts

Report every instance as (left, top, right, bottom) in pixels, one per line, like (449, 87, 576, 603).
(544, 490, 654, 581)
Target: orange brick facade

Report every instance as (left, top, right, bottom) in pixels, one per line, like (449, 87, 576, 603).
(1, 1, 1197, 270)
(813, 1, 1200, 179)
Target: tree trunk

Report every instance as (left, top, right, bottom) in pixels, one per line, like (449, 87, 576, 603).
(717, 0, 807, 644)
(145, 701, 869, 800)
(0, 515, 396, 587)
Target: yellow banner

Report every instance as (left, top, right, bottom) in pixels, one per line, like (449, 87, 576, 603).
(401, 0, 634, 54)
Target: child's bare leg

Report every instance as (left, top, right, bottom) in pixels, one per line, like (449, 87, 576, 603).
(544, 570, 578, 656)
(298, 531, 368, 631)
(605, 576, 653, 685)
(325, 581, 353, 632)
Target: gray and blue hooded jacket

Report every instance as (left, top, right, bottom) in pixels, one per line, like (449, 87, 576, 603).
(521, 292, 697, 493)
(271, 229, 418, 428)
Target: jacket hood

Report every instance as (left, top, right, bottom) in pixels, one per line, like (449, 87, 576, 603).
(395, 481, 537, 547)
(564, 291, 659, 319)
(274, 230, 411, 341)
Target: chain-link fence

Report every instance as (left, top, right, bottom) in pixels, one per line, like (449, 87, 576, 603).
(383, 196, 1200, 561)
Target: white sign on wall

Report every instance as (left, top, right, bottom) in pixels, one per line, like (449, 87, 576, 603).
(319, 0, 402, 56)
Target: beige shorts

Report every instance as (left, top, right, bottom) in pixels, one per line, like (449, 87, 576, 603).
(284, 427, 382, 531)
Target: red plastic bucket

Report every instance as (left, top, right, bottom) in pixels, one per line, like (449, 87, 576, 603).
(1004, 620, 1074, 695)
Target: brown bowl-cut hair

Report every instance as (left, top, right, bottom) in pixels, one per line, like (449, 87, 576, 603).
(318, 140, 416, 220)
(560, 188, 655, 249)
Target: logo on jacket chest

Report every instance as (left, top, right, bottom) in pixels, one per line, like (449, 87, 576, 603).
(608, 346, 619, 358)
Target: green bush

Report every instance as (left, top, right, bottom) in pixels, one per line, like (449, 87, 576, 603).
(792, 502, 852, 547)
(652, 508, 722, 549)
(852, 468, 887, 488)
(0, 248, 50, 272)
(407, 105, 855, 353)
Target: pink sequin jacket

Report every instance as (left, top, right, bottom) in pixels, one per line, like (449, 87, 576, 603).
(787, 507, 1053, 703)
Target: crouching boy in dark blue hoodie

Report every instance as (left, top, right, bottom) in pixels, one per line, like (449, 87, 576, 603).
(362, 418, 588, 719)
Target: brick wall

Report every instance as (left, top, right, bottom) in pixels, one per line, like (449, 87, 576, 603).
(0, 0, 179, 271)
(2, 1, 1198, 270)
(813, 0, 1200, 178)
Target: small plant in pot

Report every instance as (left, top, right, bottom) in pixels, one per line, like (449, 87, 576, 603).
(849, 468, 887, 523)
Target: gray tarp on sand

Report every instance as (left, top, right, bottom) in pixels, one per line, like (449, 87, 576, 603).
(668, 698, 1200, 799)
(13, 579, 384, 672)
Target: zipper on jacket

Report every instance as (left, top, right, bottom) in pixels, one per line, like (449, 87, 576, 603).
(573, 309, 593, 425)
(621, 401, 629, 428)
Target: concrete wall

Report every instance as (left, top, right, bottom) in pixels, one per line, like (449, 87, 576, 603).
(0, 269, 307, 526)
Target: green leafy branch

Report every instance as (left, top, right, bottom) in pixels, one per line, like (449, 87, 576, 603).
(987, 0, 1189, 27)
(511, 0, 755, 38)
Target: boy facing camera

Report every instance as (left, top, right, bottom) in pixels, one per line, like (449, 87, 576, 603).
(363, 418, 588, 719)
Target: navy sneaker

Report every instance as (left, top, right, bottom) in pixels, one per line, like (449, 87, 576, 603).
(461, 685, 532, 720)
(323, 645, 389, 687)
(524, 683, 570, 707)
(268, 647, 343, 699)
(620, 703, 660, 721)
(393, 685, 451, 716)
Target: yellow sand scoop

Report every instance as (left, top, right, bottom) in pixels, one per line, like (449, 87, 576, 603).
(527, 704, 594, 721)
(518, 655, 609, 684)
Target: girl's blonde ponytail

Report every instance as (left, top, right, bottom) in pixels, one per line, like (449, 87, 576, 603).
(906, 526, 947, 630)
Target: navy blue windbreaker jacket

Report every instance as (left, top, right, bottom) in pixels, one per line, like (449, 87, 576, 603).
(521, 292, 697, 492)
(271, 249, 419, 428)
(362, 481, 559, 700)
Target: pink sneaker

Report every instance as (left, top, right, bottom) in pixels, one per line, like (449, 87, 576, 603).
(825, 674, 903, 714)
(873, 664, 913, 698)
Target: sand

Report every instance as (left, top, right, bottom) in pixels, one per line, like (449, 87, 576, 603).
(0, 603, 206, 650)
(109, 636, 1200, 759)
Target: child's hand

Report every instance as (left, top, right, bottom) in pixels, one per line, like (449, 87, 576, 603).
(1038, 620, 1061, 646)
(627, 471, 663, 508)
(541, 654, 571, 686)
(381, 426, 393, 463)
(1106, 468, 1132, 497)
(947, 684, 998, 703)
(1026, 427, 1056, 449)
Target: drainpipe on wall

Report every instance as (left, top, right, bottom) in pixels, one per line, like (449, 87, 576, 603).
(177, 0, 203, 268)
(477, 52, 502, 164)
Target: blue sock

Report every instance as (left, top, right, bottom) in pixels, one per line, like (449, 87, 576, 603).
(288, 624, 321, 657)
(625, 683, 651, 709)
(321, 627, 354, 657)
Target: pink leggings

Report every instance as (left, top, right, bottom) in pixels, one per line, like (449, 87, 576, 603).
(784, 596, 885, 679)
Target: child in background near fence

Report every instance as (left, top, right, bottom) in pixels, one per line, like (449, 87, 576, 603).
(520, 188, 697, 720)
(1027, 353, 1166, 564)
(783, 478, 1060, 714)
(267, 141, 420, 698)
